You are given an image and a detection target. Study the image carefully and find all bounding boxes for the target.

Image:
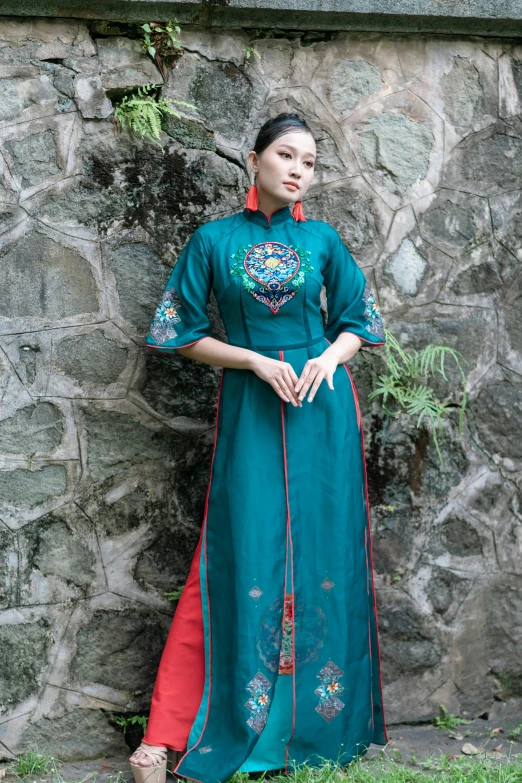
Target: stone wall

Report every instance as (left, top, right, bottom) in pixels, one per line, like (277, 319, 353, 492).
(0, 15, 521, 760)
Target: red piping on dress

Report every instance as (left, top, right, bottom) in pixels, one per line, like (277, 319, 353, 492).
(359, 339, 386, 347)
(344, 362, 363, 431)
(172, 368, 225, 783)
(279, 349, 297, 772)
(344, 361, 389, 743)
(144, 338, 207, 355)
(325, 337, 389, 744)
(362, 526, 374, 725)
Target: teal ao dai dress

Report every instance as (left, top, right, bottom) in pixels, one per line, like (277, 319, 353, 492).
(144, 204, 388, 783)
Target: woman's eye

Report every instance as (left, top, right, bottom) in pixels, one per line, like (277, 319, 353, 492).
(279, 152, 314, 167)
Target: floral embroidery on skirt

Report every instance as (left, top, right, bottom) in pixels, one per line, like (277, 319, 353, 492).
(244, 672, 272, 734)
(314, 661, 345, 722)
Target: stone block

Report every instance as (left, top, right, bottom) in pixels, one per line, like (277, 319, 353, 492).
(97, 36, 163, 93)
(22, 707, 128, 761)
(0, 617, 53, 715)
(80, 403, 182, 483)
(0, 226, 104, 334)
(68, 608, 169, 694)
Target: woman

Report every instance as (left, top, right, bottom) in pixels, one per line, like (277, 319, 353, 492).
(129, 112, 388, 783)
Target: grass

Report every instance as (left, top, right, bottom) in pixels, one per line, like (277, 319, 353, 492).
(4, 744, 522, 783)
(228, 749, 522, 783)
(4, 747, 123, 783)
(6, 748, 56, 779)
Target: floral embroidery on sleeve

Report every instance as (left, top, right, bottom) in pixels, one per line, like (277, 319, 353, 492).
(149, 287, 183, 345)
(363, 284, 385, 340)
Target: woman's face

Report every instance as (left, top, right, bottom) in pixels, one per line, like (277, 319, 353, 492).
(248, 130, 316, 205)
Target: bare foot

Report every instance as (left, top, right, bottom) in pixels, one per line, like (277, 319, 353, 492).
(129, 743, 168, 767)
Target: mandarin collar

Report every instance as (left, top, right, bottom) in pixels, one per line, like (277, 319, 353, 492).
(242, 205, 294, 227)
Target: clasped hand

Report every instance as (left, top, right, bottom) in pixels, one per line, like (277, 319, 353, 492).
(251, 351, 340, 406)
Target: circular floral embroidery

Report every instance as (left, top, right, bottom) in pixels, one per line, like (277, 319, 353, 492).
(231, 241, 314, 314)
(256, 594, 327, 674)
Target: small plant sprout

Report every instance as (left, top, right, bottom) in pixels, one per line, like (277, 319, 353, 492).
(113, 83, 196, 147)
(368, 327, 469, 467)
(163, 585, 185, 601)
(140, 21, 184, 79)
(432, 704, 472, 731)
(243, 46, 261, 62)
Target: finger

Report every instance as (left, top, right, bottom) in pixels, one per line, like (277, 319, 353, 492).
(295, 360, 315, 390)
(295, 362, 312, 392)
(307, 371, 325, 401)
(298, 368, 318, 401)
(279, 377, 298, 406)
(286, 363, 300, 385)
(326, 371, 335, 391)
(273, 381, 289, 402)
(307, 370, 326, 402)
(283, 369, 301, 406)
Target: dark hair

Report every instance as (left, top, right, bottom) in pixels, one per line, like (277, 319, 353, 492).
(252, 112, 315, 156)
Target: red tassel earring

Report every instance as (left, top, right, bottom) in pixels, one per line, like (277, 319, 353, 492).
(292, 200, 306, 222)
(245, 175, 259, 211)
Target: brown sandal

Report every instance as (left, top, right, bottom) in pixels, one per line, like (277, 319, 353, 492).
(130, 743, 168, 783)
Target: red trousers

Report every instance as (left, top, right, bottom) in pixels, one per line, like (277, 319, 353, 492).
(142, 534, 205, 750)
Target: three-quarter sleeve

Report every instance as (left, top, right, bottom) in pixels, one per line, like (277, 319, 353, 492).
(144, 227, 213, 355)
(323, 229, 386, 347)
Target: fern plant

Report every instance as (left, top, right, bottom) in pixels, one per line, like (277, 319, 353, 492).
(113, 83, 196, 147)
(113, 713, 148, 735)
(368, 328, 469, 466)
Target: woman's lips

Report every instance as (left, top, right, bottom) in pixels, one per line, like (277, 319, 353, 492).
(284, 182, 298, 190)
